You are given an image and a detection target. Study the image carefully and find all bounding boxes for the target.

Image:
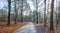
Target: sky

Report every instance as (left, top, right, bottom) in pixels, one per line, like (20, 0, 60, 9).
(0, 0, 34, 10)
(0, 0, 7, 9)
(27, 0, 34, 11)
(0, 0, 60, 14)
(0, 0, 59, 10)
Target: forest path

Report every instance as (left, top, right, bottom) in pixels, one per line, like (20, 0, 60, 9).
(13, 22, 45, 33)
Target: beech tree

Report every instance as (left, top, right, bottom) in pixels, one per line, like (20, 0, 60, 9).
(7, 0, 11, 25)
(44, 0, 47, 26)
(50, 0, 54, 30)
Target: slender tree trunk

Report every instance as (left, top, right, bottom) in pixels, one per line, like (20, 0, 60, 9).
(14, 0, 17, 24)
(36, 0, 38, 24)
(44, 0, 46, 26)
(7, 0, 11, 25)
(50, 0, 54, 30)
(21, 0, 23, 23)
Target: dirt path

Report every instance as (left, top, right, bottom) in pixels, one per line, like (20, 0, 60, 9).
(13, 22, 45, 33)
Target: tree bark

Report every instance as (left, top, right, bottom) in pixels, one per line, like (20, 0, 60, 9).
(44, 0, 47, 26)
(50, 0, 54, 30)
(20, 0, 23, 23)
(14, 0, 17, 24)
(7, 0, 11, 25)
(36, 0, 38, 24)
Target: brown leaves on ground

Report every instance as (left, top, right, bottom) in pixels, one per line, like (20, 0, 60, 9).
(0, 22, 26, 33)
(34, 23, 43, 28)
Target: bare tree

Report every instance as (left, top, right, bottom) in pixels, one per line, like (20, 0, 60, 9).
(50, 0, 54, 30)
(14, 0, 18, 24)
(44, 0, 47, 26)
(7, 0, 11, 25)
(36, 0, 38, 24)
(20, 0, 23, 23)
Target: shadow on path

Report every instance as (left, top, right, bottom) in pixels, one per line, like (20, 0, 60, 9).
(35, 26, 45, 33)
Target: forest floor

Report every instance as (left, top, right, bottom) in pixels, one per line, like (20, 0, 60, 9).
(35, 24, 60, 33)
(0, 22, 27, 33)
(0, 22, 60, 33)
(35, 23, 60, 33)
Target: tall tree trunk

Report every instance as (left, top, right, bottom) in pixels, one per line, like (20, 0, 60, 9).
(36, 0, 38, 24)
(7, 0, 11, 25)
(50, 0, 54, 30)
(21, 0, 23, 23)
(44, 0, 46, 26)
(14, 0, 17, 24)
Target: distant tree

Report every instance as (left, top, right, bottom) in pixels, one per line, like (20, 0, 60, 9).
(36, 0, 38, 24)
(14, 0, 18, 24)
(32, 0, 41, 23)
(44, 0, 47, 26)
(10, 14, 14, 22)
(33, 10, 36, 22)
(15, 0, 31, 22)
(20, 0, 23, 23)
(0, 9, 6, 22)
(7, 0, 11, 25)
(56, 1, 60, 29)
(50, 0, 54, 30)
